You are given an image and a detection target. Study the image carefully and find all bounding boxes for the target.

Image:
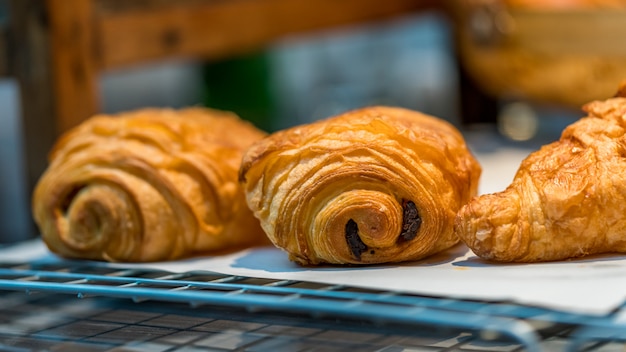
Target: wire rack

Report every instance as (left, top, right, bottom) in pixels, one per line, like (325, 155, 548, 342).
(1, 260, 626, 351)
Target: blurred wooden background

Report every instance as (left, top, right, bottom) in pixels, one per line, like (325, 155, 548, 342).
(1, 0, 440, 212)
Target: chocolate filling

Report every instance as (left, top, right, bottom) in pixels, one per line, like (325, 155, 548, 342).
(399, 200, 421, 241)
(345, 219, 368, 260)
(344, 199, 421, 260)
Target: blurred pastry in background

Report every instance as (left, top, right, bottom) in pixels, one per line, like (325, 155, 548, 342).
(455, 82, 626, 262)
(32, 108, 269, 262)
(452, 0, 626, 108)
(240, 106, 481, 265)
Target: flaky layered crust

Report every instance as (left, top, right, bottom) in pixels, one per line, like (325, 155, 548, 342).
(239, 106, 481, 265)
(33, 108, 269, 262)
(455, 89, 626, 262)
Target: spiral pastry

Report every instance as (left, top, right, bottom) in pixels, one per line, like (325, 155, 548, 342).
(239, 106, 481, 265)
(33, 108, 269, 262)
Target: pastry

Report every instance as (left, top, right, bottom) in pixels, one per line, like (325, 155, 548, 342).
(32, 107, 269, 262)
(239, 106, 481, 265)
(455, 85, 626, 262)
(453, 0, 626, 109)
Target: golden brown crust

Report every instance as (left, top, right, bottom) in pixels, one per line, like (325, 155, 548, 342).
(240, 106, 481, 265)
(455, 88, 626, 262)
(33, 107, 269, 262)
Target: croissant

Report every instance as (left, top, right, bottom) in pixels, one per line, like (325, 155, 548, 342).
(239, 106, 481, 265)
(32, 107, 269, 262)
(455, 85, 626, 262)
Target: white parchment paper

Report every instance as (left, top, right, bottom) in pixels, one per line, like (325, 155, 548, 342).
(4, 238, 626, 316)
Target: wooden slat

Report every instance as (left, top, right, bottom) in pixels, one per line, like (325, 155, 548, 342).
(97, 0, 436, 69)
(45, 0, 99, 133)
(9, 0, 56, 237)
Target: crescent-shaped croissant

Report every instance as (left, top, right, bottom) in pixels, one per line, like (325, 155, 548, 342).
(32, 108, 269, 262)
(239, 106, 481, 265)
(455, 86, 626, 262)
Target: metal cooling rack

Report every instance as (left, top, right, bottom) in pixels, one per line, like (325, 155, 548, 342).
(1, 260, 626, 351)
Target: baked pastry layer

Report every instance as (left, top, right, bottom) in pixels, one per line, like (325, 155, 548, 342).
(33, 108, 269, 262)
(240, 106, 481, 265)
(455, 87, 626, 262)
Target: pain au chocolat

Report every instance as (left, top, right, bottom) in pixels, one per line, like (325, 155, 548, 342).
(32, 107, 269, 262)
(239, 106, 481, 265)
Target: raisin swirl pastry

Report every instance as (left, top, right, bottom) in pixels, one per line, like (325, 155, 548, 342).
(239, 106, 481, 265)
(455, 84, 626, 262)
(32, 108, 269, 262)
